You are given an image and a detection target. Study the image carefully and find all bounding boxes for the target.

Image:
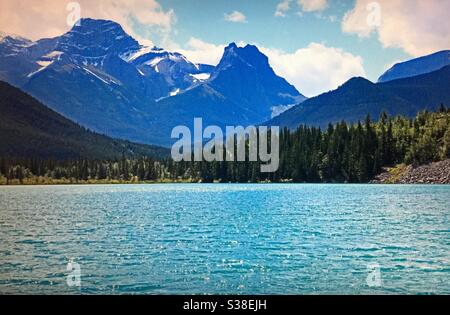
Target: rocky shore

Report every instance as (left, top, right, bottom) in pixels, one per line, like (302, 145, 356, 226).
(372, 159, 450, 184)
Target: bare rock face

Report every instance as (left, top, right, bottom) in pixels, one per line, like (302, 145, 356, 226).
(372, 160, 450, 184)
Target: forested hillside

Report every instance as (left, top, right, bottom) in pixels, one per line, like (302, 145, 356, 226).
(0, 81, 169, 160)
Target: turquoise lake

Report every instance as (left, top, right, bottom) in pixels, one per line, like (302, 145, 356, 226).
(0, 184, 449, 294)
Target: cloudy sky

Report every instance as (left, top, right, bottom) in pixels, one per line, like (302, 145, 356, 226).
(0, 0, 449, 96)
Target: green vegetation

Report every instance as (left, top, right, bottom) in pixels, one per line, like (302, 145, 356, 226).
(166, 106, 449, 183)
(380, 164, 410, 184)
(1, 107, 449, 184)
(0, 81, 169, 160)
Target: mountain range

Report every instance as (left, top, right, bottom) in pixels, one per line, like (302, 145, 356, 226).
(0, 18, 304, 146)
(0, 18, 448, 148)
(269, 65, 450, 129)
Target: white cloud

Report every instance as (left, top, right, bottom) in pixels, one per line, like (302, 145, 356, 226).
(276, 0, 328, 17)
(275, 0, 292, 17)
(298, 0, 328, 12)
(176, 38, 226, 66)
(0, 0, 176, 43)
(261, 43, 366, 97)
(224, 11, 247, 23)
(342, 0, 450, 57)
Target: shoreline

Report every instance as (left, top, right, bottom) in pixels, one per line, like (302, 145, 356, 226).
(372, 159, 450, 184)
(1, 181, 449, 186)
(2, 160, 449, 186)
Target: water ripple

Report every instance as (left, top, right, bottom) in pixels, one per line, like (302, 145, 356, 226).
(0, 184, 449, 294)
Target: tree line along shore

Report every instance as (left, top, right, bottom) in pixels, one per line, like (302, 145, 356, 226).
(1, 106, 449, 185)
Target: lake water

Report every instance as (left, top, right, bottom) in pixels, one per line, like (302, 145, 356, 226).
(0, 184, 449, 295)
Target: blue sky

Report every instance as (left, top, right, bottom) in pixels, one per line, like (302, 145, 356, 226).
(1, 0, 448, 96)
(150, 0, 410, 83)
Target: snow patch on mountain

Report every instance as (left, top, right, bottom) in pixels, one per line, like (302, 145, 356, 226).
(146, 56, 165, 67)
(190, 73, 211, 81)
(120, 46, 154, 62)
(27, 60, 54, 78)
(82, 67, 121, 86)
(43, 51, 64, 60)
(271, 104, 295, 118)
(170, 88, 181, 96)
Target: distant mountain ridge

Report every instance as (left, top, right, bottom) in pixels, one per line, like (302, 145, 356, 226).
(0, 18, 305, 146)
(145, 43, 306, 141)
(378, 50, 450, 82)
(269, 65, 450, 129)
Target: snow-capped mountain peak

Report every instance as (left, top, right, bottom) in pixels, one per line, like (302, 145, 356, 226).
(0, 32, 35, 64)
(217, 42, 269, 71)
(0, 32, 32, 46)
(56, 18, 140, 59)
(0, 18, 217, 99)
